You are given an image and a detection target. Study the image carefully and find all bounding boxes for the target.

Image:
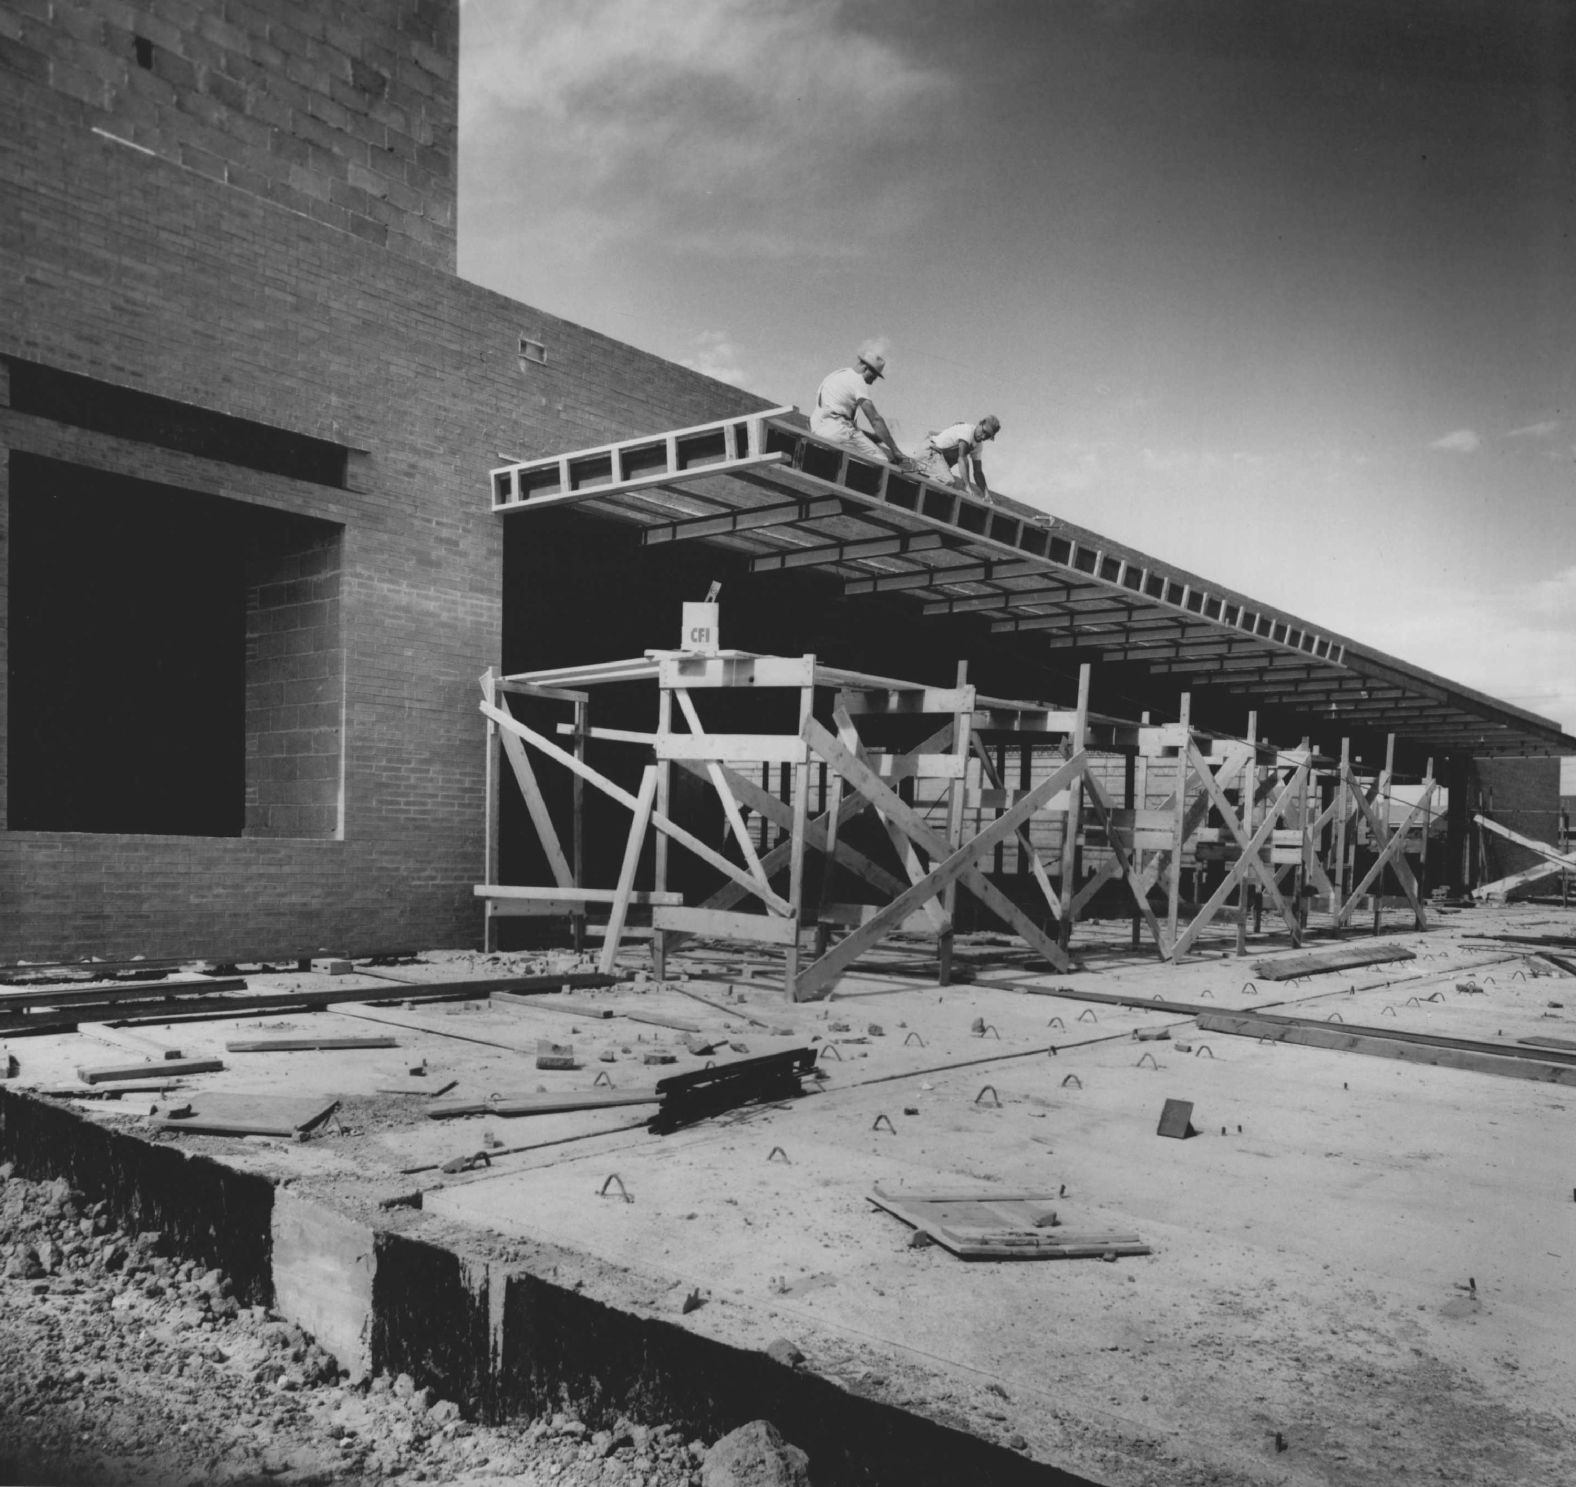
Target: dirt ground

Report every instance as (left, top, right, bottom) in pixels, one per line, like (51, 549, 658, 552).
(0, 1166, 720, 1487)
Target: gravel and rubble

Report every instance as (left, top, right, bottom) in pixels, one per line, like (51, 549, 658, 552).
(0, 1163, 808, 1487)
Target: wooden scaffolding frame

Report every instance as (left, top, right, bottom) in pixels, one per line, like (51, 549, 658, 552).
(475, 647, 1120, 1000)
(477, 650, 1442, 990)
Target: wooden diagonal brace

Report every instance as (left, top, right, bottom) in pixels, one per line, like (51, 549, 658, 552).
(794, 719, 1079, 998)
(1169, 754, 1306, 960)
(969, 734, 1063, 921)
(599, 765, 658, 975)
(1337, 776, 1431, 927)
(497, 725, 576, 888)
(481, 700, 792, 916)
(674, 758, 907, 899)
(1191, 746, 1304, 919)
(1081, 772, 1169, 956)
(835, 709, 951, 935)
(1136, 750, 1249, 894)
(660, 721, 956, 950)
(673, 689, 775, 896)
(1475, 813, 1576, 869)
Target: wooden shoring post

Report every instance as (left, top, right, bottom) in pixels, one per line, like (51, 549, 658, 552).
(783, 658, 816, 997)
(653, 685, 674, 981)
(1334, 737, 1351, 920)
(482, 669, 501, 953)
(1417, 756, 1434, 904)
(993, 741, 1008, 876)
(1237, 711, 1257, 956)
(1058, 664, 1092, 953)
(572, 697, 588, 953)
(938, 661, 973, 986)
(810, 764, 846, 957)
(1125, 748, 1140, 947)
(1250, 727, 1265, 935)
(1170, 755, 1308, 960)
(1018, 740, 1032, 875)
(599, 765, 658, 976)
(1165, 692, 1192, 955)
(1374, 733, 1395, 936)
(1296, 736, 1312, 935)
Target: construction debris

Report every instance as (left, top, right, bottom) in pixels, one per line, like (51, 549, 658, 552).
(869, 1185, 1151, 1260)
(649, 1048, 817, 1133)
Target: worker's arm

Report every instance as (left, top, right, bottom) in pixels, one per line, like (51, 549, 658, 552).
(855, 398, 905, 463)
(967, 453, 992, 500)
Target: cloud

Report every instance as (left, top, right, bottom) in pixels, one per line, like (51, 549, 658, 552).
(1335, 575, 1576, 737)
(1525, 564, 1576, 622)
(679, 330, 750, 388)
(461, 0, 948, 260)
(1428, 429, 1480, 453)
(1506, 419, 1560, 439)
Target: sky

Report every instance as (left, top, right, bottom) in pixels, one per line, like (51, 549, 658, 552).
(456, 0, 1576, 757)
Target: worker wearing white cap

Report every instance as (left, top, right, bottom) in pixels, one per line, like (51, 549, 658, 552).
(916, 415, 1000, 501)
(810, 343, 906, 465)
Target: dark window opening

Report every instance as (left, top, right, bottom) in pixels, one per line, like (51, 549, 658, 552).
(7, 455, 343, 838)
(133, 36, 154, 68)
(5, 359, 350, 487)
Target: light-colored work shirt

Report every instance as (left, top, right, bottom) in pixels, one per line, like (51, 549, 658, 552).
(927, 422, 979, 460)
(815, 366, 871, 423)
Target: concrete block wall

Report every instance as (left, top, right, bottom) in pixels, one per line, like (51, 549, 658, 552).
(0, 0, 772, 963)
(0, 0, 458, 270)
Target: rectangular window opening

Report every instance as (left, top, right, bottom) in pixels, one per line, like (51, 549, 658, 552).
(6, 454, 344, 839)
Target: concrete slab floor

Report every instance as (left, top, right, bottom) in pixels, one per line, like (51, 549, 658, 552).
(2, 908, 1573, 1486)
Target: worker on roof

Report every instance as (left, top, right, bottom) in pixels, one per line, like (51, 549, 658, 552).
(811, 343, 907, 465)
(916, 415, 1000, 501)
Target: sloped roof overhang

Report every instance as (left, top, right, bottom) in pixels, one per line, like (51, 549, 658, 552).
(490, 409, 1576, 761)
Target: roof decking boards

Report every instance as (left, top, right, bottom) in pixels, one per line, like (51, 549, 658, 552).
(492, 412, 1576, 762)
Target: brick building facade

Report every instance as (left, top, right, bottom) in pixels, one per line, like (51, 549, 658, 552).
(1, 0, 767, 961)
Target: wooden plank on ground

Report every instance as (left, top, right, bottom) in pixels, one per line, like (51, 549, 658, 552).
(427, 1089, 659, 1118)
(1250, 942, 1415, 981)
(78, 1057, 225, 1084)
(0, 977, 248, 1009)
(1197, 1012, 1576, 1085)
(491, 992, 613, 1019)
(0, 972, 621, 1038)
(225, 1036, 397, 1052)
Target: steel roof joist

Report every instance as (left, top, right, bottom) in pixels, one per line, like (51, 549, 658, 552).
(492, 411, 1576, 758)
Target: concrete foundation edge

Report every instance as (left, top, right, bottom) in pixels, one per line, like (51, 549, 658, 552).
(0, 1088, 1095, 1487)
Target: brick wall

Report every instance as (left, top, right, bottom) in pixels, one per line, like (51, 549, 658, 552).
(244, 518, 344, 838)
(0, 0, 458, 270)
(1473, 756, 1561, 884)
(0, 1, 771, 963)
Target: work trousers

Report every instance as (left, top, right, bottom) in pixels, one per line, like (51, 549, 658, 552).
(809, 410, 889, 463)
